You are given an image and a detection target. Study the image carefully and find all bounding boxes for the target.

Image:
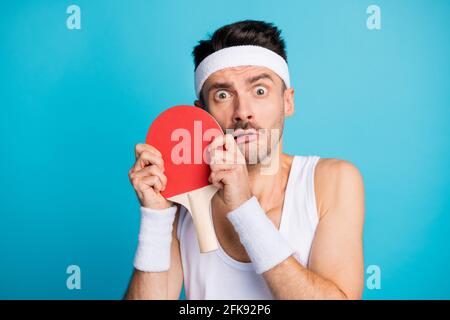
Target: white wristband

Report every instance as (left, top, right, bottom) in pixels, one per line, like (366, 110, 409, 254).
(227, 197, 294, 274)
(133, 206, 177, 272)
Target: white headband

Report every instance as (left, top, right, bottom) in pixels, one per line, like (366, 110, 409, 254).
(194, 45, 290, 98)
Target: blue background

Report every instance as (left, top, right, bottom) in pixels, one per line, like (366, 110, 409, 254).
(1, 0, 449, 299)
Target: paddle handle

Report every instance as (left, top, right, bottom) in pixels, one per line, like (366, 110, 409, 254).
(169, 185, 219, 253)
(189, 191, 219, 253)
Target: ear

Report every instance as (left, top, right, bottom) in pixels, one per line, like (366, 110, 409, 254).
(194, 99, 203, 108)
(283, 87, 295, 117)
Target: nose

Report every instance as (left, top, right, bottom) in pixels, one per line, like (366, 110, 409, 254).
(232, 97, 254, 124)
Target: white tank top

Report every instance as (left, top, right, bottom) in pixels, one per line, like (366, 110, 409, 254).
(176, 155, 321, 299)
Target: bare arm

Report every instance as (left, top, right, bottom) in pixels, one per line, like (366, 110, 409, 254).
(124, 206, 183, 300)
(262, 159, 365, 299)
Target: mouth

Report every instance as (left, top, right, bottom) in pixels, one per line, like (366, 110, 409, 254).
(233, 128, 258, 144)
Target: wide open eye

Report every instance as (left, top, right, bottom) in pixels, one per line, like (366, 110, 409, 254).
(255, 86, 267, 96)
(215, 90, 231, 100)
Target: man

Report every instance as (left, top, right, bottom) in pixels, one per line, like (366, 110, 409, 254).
(125, 20, 365, 300)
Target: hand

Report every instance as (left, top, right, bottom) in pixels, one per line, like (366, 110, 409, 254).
(208, 134, 252, 211)
(128, 143, 173, 210)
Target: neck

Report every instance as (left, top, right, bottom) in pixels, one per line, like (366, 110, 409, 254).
(246, 142, 292, 208)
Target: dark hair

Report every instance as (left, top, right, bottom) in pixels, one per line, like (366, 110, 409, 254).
(192, 20, 287, 105)
(192, 20, 287, 71)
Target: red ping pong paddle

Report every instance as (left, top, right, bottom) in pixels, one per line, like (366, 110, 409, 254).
(146, 105, 223, 253)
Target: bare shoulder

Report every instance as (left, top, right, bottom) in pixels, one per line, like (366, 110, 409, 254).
(314, 158, 365, 220)
(315, 158, 363, 183)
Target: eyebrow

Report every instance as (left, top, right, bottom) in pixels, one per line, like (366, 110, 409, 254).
(246, 73, 275, 85)
(206, 82, 233, 95)
(206, 73, 275, 96)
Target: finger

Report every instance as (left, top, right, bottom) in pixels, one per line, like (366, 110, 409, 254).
(210, 135, 245, 163)
(210, 151, 234, 169)
(209, 171, 225, 189)
(133, 165, 168, 191)
(224, 133, 238, 153)
(210, 162, 235, 172)
(139, 175, 163, 193)
(135, 143, 162, 160)
(212, 170, 231, 187)
(209, 133, 237, 152)
(134, 151, 164, 172)
(210, 149, 239, 166)
(208, 134, 226, 151)
(224, 134, 246, 163)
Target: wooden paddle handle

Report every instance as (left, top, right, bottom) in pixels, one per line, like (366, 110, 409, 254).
(189, 204, 218, 252)
(169, 185, 219, 253)
(187, 186, 219, 253)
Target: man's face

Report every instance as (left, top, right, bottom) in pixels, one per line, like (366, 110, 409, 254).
(198, 66, 294, 164)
